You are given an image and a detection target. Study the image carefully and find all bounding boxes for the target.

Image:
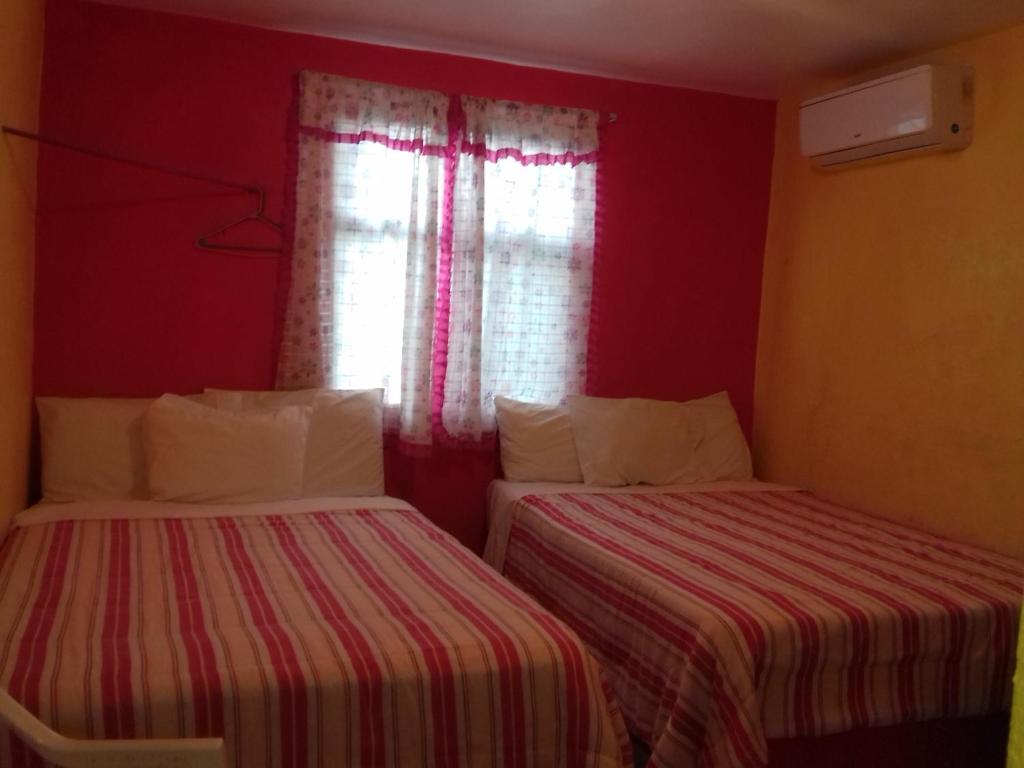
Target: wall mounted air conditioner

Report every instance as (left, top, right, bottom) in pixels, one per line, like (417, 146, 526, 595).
(799, 64, 973, 168)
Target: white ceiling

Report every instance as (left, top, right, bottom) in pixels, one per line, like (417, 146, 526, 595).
(100, 0, 1024, 97)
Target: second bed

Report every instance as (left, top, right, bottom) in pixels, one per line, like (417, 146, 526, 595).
(484, 480, 1024, 768)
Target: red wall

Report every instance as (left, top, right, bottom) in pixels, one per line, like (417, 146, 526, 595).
(34, 0, 776, 550)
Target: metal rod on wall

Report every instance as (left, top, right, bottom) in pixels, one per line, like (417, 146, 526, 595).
(2, 125, 283, 254)
(2, 125, 262, 193)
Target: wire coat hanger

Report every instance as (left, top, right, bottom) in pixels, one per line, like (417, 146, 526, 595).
(1, 125, 284, 256)
(196, 187, 283, 255)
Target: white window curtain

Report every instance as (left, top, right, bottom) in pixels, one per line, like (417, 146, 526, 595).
(278, 71, 599, 449)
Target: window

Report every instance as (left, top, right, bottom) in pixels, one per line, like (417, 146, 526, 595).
(329, 141, 439, 407)
(279, 73, 598, 448)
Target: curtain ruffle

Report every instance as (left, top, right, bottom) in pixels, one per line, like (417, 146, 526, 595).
(461, 96, 599, 164)
(298, 70, 449, 147)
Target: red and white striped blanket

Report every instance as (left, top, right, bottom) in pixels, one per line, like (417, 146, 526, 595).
(0, 498, 630, 768)
(484, 484, 1024, 768)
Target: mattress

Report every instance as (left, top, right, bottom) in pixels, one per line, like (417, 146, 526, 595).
(0, 497, 631, 767)
(483, 481, 1024, 768)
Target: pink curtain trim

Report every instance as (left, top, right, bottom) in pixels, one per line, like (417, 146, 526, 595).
(297, 124, 449, 156)
(297, 125, 598, 167)
(424, 98, 501, 452)
(383, 431, 434, 459)
(459, 141, 599, 167)
(435, 429, 499, 452)
(384, 430, 498, 456)
(584, 118, 610, 395)
(429, 96, 461, 447)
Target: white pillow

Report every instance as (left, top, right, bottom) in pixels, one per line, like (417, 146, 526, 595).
(205, 387, 321, 411)
(206, 388, 385, 497)
(683, 391, 753, 481)
(143, 394, 309, 503)
(494, 396, 583, 483)
(37, 397, 151, 501)
(567, 396, 704, 486)
(304, 391, 385, 496)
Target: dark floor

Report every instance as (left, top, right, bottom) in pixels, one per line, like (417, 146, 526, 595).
(631, 736, 651, 768)
(628, 712, 1008, 767)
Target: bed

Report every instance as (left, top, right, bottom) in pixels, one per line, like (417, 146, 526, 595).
(483, 480, 1024, 768)
(0, 496, 631, 768)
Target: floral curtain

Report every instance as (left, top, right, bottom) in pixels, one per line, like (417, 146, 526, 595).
(278, 71, 599, 450)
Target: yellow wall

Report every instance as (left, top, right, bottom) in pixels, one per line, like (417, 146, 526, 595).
(0, 0, 45, 536)
(755, 24, 1024, 560)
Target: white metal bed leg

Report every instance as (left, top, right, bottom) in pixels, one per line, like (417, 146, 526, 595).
(0, 688, 225, 768)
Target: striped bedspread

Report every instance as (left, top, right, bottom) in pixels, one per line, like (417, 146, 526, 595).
(485, 486, 1024, 768)
(0, 499, 630, 768)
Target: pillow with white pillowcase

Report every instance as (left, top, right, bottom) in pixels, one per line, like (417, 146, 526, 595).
(205, 387, 322, 412)
(494, 396, 583, 483)
(682, 391, 753, 481)
(567, 395, 705, 486)
(37, 396, 153, 502)
(205, 387, 386, 497)
(143, 394, 310, 503)
(36, 393, 217, 502)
